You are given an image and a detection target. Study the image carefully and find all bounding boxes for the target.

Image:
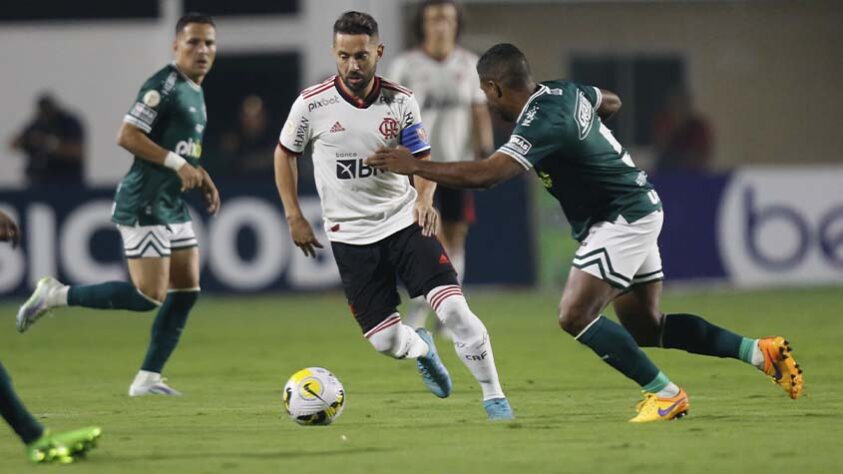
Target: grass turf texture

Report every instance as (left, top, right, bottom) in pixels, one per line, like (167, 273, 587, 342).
(1, 287, 840, 473)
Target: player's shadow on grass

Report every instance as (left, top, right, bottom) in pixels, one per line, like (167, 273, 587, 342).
(110, 446, 392, 462)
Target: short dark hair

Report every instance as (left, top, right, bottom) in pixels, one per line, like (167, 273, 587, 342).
(413, 0, 464, 43)
(176, 12, 215, 36)
(333, 11, 379, 38)
(477, 43, 532, 89)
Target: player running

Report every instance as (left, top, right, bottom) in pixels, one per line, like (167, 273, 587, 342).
(274, 12, 513, 420)
(1, 210, 101, 463)
(388, 0, 494, 332)
(366, 43, 803, 422)
(17, 13, 221, 397)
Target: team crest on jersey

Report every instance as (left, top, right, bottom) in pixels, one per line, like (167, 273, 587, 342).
(576, 90, 594, 140)
(379, 117, 399, 139)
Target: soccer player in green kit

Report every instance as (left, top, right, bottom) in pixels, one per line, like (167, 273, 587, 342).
(17, 13, 221, 397)
(1, 211, 101, 463)
(367, 43, 803, 422)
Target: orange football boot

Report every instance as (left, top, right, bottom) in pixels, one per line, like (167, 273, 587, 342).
(758, 337, 804, 399)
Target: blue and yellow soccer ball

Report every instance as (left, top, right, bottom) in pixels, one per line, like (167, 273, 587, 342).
(283, 367, 345, 426)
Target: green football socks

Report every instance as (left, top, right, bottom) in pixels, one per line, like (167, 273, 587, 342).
(141, 290, 199, 373)
(662, 313, 755, 364)
(68, 281, 159, 311)
(0, 362, 44, 444)
(576, 316, 665, 389)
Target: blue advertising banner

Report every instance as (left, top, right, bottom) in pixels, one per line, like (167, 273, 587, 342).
(0, 178, 536, 297)
(653, 166, 843, 288)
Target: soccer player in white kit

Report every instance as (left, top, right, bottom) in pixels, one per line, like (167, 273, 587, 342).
(388, 0, 494, 331)
(273, 11, 513, 420)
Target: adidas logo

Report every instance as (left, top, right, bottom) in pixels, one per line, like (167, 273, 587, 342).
(330, 121, 346, 133)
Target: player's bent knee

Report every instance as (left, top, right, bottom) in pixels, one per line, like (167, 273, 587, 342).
(136, 289, 164, 308)
(365, 314, 406, 358)
(558, 307, 598, 336)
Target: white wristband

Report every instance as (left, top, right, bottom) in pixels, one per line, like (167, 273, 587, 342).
(164, 151, 187, 171)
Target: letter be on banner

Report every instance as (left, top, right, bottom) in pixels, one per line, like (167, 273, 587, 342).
(718, 167, 843, 287)
(744, 187, 810, 270)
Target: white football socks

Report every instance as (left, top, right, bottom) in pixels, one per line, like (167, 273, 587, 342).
(427, 285, 505, 401)
(366, 313, 429, 359)
(656, 382, 680, 398)
(46, 283, 69, 307)
(751, 340, 765, 369)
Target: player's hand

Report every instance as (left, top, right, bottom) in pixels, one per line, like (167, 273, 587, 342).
(366, 146, 419, 175)
(288, 215, 323, 258)
(0, 210, 21, 248)
(199, 168, 221, 216)
(414, 200, 440, 237)
(177, 164, 204, 192)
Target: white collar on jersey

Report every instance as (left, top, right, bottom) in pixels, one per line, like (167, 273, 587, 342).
(170, 61, 203, 92)
(515, 84, 549, 123)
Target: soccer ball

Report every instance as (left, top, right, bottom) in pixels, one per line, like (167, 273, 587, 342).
(282, 367, 345, 426)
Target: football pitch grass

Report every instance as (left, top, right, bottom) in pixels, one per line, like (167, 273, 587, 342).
(0, 287, 840, 473)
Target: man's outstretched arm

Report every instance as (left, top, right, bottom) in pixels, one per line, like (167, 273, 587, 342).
(367, 147, 525, 189)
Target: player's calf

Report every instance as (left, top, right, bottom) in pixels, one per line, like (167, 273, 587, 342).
(427, 285, 512, 418)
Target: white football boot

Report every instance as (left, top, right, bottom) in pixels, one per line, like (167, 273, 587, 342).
(17, 277, 66, 333)
(129, 370, 183, 397)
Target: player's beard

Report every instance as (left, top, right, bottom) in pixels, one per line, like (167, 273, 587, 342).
(341, 70, 374, 95)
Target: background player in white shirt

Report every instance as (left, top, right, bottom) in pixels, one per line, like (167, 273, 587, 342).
(388, 0, 494, 331)
(273, 11, 512, 420)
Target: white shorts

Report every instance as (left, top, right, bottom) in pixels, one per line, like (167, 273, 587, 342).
(572, 211, 664, 290)
(117, 222, 198, 259)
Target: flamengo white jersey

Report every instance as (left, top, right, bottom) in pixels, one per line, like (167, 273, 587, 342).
(279, 75, 431, 245)
(388, 47, 485, 163)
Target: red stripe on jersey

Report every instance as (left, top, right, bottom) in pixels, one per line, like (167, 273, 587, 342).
(381, 80, 413, 96)
(364, 314, 401, 338)
(300, 76, 335, 96)
(302, 83, 334, 99)
(278, 141, 301, 156)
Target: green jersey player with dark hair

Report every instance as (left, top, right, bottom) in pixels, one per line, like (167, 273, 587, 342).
(1, 211, 101, 464)
(367, 43, 803, 422)
(17, 13, 221, 397)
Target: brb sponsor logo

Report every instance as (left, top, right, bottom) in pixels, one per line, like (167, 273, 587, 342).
(718, 168, 843, 287)
(336, 152, 382, 180)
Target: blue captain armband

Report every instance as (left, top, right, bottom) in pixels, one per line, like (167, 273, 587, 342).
(400, 123, 431, 156)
